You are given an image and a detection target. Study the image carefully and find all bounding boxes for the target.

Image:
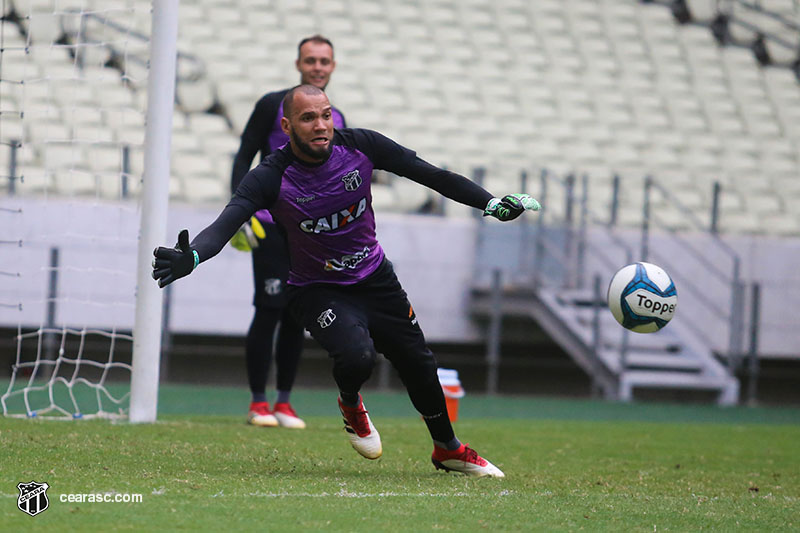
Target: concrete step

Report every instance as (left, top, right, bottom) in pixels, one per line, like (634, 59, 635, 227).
(614, 352, 703, 371)
(621, 370, 732, 390)
(597, 349, 704, 373)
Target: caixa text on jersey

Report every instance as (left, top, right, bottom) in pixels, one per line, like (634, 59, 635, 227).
(299, 197, 368, 234)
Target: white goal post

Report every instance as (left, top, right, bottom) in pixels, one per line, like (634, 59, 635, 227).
(130, 0, 179, 423)
(0, 0, 177, 422)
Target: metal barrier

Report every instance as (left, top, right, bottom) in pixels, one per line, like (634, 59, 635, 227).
(474, 166, 747, 391)
(641, 176, 745, 372)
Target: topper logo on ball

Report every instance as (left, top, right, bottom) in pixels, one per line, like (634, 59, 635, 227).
(627, 291, 677, 318)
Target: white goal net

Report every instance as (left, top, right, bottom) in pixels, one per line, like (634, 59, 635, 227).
(0, 0, 172, 420)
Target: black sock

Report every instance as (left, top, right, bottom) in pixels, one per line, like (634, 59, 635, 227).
(251, 392, 267, 403)
(246, 308, 281, 397)
(339, 391, 360, 407)
(276, 390, 291, 404)
(433, 437, 462, 451)
(422, 410, 456, 444)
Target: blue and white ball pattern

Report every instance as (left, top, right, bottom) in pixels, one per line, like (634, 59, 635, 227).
(607, 262, 677, 333)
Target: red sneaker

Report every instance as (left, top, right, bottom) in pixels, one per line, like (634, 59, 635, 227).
(247, 401, 278, 427)
(338, 395, 382, 459)
(273, 402, 306, 429)
(432, 443, 505, 478)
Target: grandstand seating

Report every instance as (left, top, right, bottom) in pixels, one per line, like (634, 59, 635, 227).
(1, 0, 798, 234)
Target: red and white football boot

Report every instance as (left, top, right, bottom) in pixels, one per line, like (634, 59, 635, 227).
(247, 401, 278, 427)
(273, 402, 306, 429)
(338, 395, 382, 459)
(432, 443, 505, 478)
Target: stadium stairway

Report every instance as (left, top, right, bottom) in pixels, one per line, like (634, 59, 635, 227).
(468, 190, 743, 405)
(470, 280, 739, 405)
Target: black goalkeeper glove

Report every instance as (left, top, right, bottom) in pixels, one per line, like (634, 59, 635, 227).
(151, 229, 199, 288)
(483, 193, 541, 221)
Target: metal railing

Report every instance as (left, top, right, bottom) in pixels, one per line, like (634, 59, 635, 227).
(640, 176, 745, 372)
(474, 166, 747, 378)
(55, 8, 206, 85)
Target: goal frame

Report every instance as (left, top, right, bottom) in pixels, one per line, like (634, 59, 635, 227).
(129, 0, 179, 423)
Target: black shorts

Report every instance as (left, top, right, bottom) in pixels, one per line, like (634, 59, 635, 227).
(286, 258, 429, 362)
(251, 223, 291, 309)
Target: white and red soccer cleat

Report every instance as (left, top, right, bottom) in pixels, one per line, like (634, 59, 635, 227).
(431, 443, 505, 478)
(338, 395, 382, 459)
(247, 401, 278, 427)
(273, 402, 306, 429)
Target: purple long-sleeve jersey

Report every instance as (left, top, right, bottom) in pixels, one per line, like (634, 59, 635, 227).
(192, 128, 494, 286)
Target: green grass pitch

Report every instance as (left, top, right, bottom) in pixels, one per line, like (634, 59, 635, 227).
(2, 384, 799, 531)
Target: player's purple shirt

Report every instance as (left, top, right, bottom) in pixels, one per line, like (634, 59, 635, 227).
(255, 103, 346, 226)
(268, 144, 380, 285)
(194, 128, 494, 287)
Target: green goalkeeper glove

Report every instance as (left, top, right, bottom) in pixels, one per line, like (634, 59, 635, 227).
(152, 229, 199, 288)
(483, 194, 541, 221)
(230, 216, 267, 252)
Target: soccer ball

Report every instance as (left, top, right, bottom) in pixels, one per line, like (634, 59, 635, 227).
(607, 262, 677, 333)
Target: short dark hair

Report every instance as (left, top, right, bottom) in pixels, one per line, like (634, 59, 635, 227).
(297, 34, 334, 58)
(282, 84, 326, 118)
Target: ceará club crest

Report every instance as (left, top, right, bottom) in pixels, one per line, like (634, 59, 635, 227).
(341, 169, 362, 191)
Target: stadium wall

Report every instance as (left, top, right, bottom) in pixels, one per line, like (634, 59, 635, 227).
(1, 198, 798, 356)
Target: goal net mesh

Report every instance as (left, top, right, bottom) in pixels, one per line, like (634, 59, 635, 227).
(1, 0, 152, 419)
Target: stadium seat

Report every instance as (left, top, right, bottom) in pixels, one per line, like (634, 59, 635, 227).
(759, 213, 800, 235)
(177, 82, 216, 113)
(0, 115, 24, 143)
(19, 167, 53, 194)
(686, 0, 718, 22)
(26, 13, 63, 45)
(55, 168, 100, 196)
(5, 0, 799, 235)
(87, 145, 123, 173)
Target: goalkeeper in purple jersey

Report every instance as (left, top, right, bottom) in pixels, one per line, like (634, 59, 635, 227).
(230, 35, 346, 429)
(153, 85, 540, 478)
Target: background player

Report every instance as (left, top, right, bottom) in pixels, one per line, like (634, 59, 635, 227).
(230, 35, 346, 428)
(153, 85, 540, 477)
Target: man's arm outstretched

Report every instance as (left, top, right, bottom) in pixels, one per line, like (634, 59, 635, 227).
(336, 128, 541, 219)
(152, 203, 251, 288)
(153, 162, 282, 288)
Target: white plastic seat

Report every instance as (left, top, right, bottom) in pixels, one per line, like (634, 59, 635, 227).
(72, 124, 114, 143)
(55, 168, 98, 196)
(87, 145, 123, 173)
(187, 114, 230, 136)
(758, 214, 799, 236)
(686, 0, 719, 21)
(760, 155, 798, 174)
(43, 143, 86, 169)
(720, 211, 761, 233)
(728, 10, 759, 43)
(0, 115, 25, 142)
(27, 121, 71, 143)
(27, 13, 62, 45)
(16, 166, 52, 194)
(177, 82, 216, 113)
(110, 122, 144, 147)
